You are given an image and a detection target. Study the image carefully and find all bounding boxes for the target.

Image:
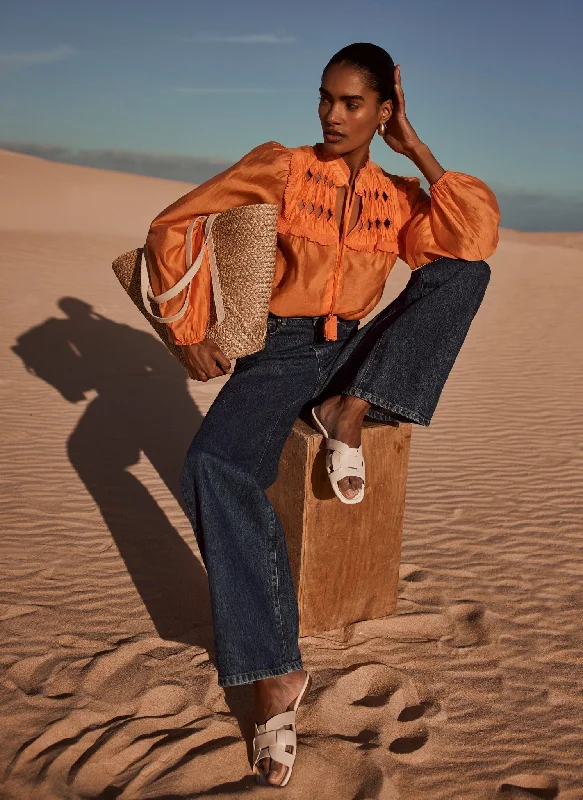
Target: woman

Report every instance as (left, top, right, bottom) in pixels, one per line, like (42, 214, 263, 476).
(145, 42, 500, 787)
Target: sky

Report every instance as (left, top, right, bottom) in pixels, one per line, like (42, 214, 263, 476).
(0, 0, 581, 231)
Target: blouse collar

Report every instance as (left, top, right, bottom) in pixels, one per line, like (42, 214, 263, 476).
(313, 141, 372, 187)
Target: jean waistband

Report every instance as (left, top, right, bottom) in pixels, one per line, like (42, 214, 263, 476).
(267, 312, 359, 328)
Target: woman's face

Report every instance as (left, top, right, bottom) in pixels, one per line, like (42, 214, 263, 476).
(318, 63, 392, 155)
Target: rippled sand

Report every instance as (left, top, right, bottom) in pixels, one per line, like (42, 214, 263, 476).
(1, 150, 581, 799)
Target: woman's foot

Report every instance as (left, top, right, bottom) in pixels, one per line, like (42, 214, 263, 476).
(312, 394, 370, 500)
(254, 668, 309, 786)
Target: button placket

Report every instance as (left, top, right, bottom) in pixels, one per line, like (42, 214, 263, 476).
(324, 179, 358, 341)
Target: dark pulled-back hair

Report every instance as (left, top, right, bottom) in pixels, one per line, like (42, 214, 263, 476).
(322, 42, 396, 104)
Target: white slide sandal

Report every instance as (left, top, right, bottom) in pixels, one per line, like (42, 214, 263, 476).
(311, 406, 366, 505)
(253, 671, 312, 787)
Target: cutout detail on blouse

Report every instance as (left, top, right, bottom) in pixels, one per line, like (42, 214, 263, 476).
(278, 145, 401, 253)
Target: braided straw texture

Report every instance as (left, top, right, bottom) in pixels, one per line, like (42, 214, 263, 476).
(111, 203, 279, 367)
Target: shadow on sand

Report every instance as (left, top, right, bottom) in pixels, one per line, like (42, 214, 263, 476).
(12, 297, 215, 649)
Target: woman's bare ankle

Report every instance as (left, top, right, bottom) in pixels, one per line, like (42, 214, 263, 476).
(339, 393, 370, 417)
(254, 669, 307, 721)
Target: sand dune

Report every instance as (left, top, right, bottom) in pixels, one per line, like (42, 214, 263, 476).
(1, 149, 582, 799)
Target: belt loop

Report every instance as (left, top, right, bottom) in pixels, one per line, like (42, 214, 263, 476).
(313, 315, 323, 342)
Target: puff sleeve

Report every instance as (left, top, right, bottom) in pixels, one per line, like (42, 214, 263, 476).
(396, 170, 500, 270)
(144, 140, 291, 345)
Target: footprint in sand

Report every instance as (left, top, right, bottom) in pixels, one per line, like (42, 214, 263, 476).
(308, 662, 403, 739)
(398, 563, 445, 608)
(495, 772, 559, 799)
(388, 730, 429, 754)
(307, 662, 438, 769)
(443, 600, 489, 647)
(399, 565, 430, 583)
(396, 699, 441, 722)
(383, 694, 441, 760)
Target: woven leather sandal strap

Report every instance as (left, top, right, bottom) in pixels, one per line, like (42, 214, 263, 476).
(325, 437, 359, 455)
(263, 709, 296, 731)
(327, 441, 364, 466)
(254, 728, 297, 750)
(266, 745, 296, 769)
(254, 745, 296, 770)
(327, 449, 363, 468)
(253, 729, 297, 766)
(328, 466, 364, 485)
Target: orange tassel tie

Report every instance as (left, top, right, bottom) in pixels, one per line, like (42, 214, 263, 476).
(323, 313, 338, 341)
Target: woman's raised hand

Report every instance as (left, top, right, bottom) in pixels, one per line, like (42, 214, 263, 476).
(380, 64, 424, 156)
(180, 340, 232, 382)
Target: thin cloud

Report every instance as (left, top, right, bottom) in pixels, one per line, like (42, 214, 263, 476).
(171, 87, 274, 94)
(0, 44, 76, 68)
(187, 33, 295, 44)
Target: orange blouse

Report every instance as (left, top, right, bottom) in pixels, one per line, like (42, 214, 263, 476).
(145, 140, 500, 345)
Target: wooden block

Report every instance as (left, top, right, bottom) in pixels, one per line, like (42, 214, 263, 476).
(265, 412, 412, 637)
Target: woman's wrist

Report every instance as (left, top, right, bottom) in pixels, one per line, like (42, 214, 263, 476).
(403, 141, 446, 186)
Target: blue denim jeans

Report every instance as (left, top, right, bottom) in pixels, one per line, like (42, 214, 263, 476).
(180, 257, 490, 686)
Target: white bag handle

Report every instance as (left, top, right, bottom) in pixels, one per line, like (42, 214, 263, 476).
(140, 213, 225, 325)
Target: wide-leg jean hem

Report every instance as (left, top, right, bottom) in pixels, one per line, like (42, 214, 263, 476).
(341, 387, 431, 427)
(217, 658, 304, 688)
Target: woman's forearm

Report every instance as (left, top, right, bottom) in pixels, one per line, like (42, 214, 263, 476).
(404, 142, 446, 186)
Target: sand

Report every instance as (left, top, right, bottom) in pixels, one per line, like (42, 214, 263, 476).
(1, 149, 582, 799)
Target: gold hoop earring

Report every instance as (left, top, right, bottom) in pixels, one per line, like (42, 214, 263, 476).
(378, 122, 387, 137)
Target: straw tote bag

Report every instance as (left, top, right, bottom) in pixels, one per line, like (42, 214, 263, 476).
(111, 203, 279, 368)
